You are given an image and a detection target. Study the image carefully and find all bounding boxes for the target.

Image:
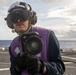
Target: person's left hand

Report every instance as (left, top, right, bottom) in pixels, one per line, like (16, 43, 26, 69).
(26, 57, 45, 75)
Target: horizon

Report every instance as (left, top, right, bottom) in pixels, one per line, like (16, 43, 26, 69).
(0, 39, 76, 41)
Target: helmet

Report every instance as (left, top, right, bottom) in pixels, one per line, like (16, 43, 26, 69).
(5, 1, 37, 29)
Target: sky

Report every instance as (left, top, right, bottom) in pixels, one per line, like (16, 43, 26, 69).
(0, 0, 76, 40)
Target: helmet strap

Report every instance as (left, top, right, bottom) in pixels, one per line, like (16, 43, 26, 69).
(25, 18, 32, 32)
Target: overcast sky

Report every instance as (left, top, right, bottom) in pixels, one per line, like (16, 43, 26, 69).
(0, 0, 76, 40)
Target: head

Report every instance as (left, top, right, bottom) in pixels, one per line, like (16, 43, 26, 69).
(5, 1, 37, 34)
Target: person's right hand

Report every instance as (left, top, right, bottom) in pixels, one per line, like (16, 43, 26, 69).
(15, 53, 27, 72)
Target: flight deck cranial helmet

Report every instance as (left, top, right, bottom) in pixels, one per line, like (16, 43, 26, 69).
(5, 1, 37, 29)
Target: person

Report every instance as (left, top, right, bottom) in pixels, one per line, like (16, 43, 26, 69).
(5, 1, 65, 75)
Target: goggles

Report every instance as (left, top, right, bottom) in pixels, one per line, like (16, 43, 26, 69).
(6, 10, 31, 24)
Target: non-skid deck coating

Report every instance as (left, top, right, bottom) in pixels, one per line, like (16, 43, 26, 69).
(0, 50, 76, 75)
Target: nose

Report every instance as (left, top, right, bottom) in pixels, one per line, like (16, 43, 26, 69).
(16, 19, 21, 23)
(14, 19, 22, 25)
(15, 19, 22, 24)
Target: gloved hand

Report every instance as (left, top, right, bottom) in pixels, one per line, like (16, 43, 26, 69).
(26, 56, 46, 75)
(15, 53, 27, 72)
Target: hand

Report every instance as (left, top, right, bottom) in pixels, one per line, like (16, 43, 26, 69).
(15, 53, 27, 72)
(26, 57, 45, 75)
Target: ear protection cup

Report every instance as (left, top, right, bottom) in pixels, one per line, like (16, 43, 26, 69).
(30, 11, 37, 25)
(7, 20, 13, 29)
(5, 17, 13, 29)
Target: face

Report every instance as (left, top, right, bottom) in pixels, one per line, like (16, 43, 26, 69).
(13, 19, 29, 34)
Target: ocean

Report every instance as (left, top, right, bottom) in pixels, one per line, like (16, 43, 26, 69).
(59, 40, 76, 50)
(0, 40, 76, 50)
(0, 40, 12, 49)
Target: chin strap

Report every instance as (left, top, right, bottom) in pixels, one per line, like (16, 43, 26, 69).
(24, 19, 31, 32)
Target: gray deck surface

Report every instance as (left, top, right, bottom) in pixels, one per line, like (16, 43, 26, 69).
(0, 50, 76, 75)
